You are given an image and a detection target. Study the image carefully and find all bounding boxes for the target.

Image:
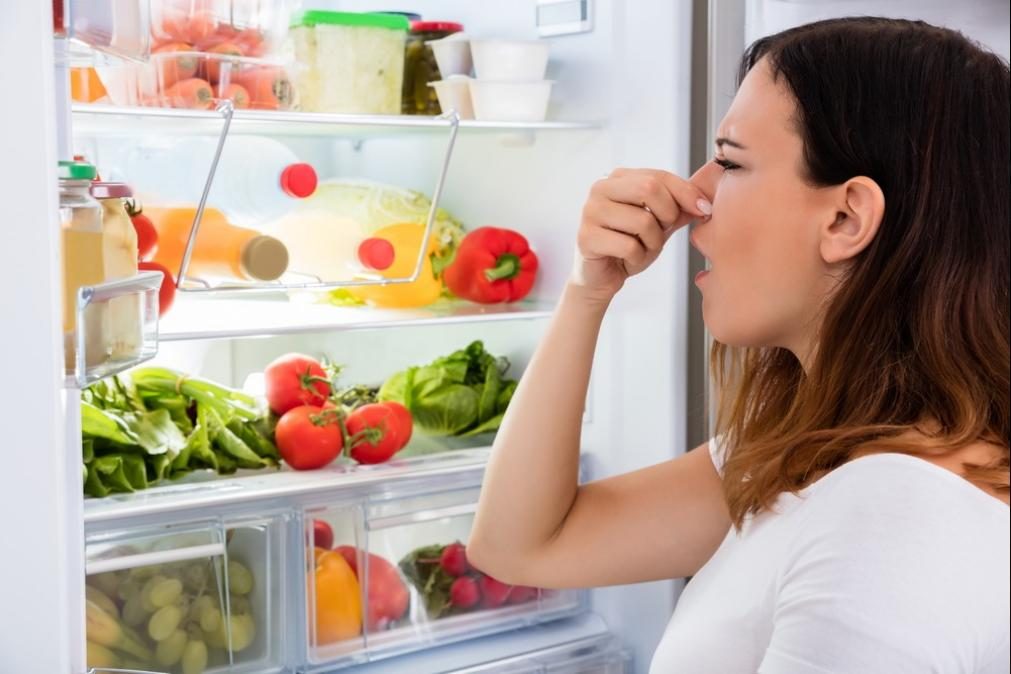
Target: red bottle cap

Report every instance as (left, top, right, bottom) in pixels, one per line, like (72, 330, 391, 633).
(279, 163, 318, 198)
(358, 237, 395, 271)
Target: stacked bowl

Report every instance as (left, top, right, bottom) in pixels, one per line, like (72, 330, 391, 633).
(428, 37, 552, 122)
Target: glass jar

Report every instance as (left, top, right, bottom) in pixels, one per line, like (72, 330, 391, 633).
(402, 20, 464, 115)
(91, 182, 142, 362)
(59, 160, 103, 371)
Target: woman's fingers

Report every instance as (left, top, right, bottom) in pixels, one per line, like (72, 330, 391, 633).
(586, 198, 666, 252)
(603, 168, 713, 230)
(578, 222, 649, 270)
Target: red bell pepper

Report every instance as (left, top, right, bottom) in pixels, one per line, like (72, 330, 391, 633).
(443, 227, 539, 304)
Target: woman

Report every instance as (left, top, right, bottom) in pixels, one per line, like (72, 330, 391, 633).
(467, 17, 1010, 673)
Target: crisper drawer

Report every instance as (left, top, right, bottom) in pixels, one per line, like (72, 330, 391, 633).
(84, 515, 285, 674)
(303, 487, 585, 670)
(450, 634, 632, 674)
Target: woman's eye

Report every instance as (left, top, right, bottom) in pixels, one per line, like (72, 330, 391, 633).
(714, 157, 741, 172)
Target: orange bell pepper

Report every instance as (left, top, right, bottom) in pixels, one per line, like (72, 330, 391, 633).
(311, 548, 363, 644)
(349, 223, 443, 308)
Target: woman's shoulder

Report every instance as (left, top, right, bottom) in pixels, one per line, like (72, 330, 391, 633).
(787, 452, 1009, 583)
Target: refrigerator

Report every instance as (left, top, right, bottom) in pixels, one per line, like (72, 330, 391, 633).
(0, 1, 1007, 673)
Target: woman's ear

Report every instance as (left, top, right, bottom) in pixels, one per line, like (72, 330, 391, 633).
(819, 176, 885, 264)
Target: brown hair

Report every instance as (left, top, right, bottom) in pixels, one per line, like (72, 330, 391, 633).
(713, 17, 1010, 527)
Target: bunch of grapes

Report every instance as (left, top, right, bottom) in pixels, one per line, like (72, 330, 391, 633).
(87, 557, 257, 674)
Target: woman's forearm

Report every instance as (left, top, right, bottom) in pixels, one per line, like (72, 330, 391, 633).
(468, 282, 610, 573)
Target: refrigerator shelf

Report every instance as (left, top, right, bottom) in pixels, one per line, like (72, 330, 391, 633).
(66, 271, 163, 388)
(72, 104, 602, 138)
(83, 448, 493, 526)
(158, 295, 555, 342)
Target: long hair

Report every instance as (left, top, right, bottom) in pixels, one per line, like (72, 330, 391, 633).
(713, 17, 1010, 527)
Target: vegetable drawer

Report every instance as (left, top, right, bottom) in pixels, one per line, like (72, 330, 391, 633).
(84, 515, 285, 674)
(302, 486, 584, 670)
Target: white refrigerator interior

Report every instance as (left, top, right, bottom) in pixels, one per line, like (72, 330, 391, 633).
(2, 0, 1006, 673)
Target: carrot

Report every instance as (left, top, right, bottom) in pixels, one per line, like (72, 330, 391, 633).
(154, 9, 189, 43)
(152, 42, 198, 90)
(195, 23, 239, 51)
(233, 29, 266, 57)
(230, 67, 292, 110)
(164, 77, 214, 110)
(220, 83, 250, 109)
(184, 11, 217, 45)
(202, 42, 243, 84)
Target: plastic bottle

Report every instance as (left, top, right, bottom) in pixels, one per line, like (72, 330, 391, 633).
(147, 206, 290, 282)
(120, 136, 318, 226)
(265, 210, 396, 283)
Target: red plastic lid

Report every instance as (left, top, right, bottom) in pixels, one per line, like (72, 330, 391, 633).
(358, 237, 395, 271)
(280, 163, 318, 198)
(410, 21, 464, 34)
(90, 181, 133, 199)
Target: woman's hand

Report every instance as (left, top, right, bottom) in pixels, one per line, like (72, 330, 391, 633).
(570, 168, 712, 304)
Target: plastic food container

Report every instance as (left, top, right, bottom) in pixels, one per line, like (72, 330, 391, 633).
(95, 53, 294, 110)
(429, 76, 475, 119)
(469, 80, 553, 122)
(150, 0, 290, 59)
(289, 11, 410, 115)
(470, 40, 549, 81)
(429, 34, 473, 78)
(84, 517, 285, 673)
(402, 21, 464, 114)
(67, 0, 151, 60)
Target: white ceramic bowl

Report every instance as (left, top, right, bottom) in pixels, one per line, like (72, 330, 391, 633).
(470, 39, 549, 81)
(429, 35, 473, 77)
(468, 80, 553, 122)
(429, 77, 475, 119)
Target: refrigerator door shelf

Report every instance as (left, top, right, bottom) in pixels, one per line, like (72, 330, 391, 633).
(303, 486, 585, 670)
(66, 270, 161, 389)
(84, 516, 286, 674)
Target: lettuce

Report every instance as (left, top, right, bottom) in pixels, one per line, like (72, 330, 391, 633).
(378, 341, 517, 437)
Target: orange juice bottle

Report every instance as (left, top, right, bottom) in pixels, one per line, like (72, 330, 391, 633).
(147, 206, 289, 282)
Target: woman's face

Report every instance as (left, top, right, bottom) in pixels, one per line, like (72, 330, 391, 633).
(690, 58, 842, 359)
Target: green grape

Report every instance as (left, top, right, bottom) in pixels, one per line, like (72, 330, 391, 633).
(128, 564, 162, 580)
(116, 577, 141, 602)
(227, 561, 254, 595)
(154, 629, 188, 666)
(188, 595, 214, 623)
(175, 594, 192, 618)
(181, 639, 208, 674)
(148, 604, 183, 642)
(121, 595, 149, 628)
(226, 614, 256, 652)
(147, 576, 185, 608)
(199, 606, 221, 633)
(141, 593, 157, 613)
(228, 595, 251, 616)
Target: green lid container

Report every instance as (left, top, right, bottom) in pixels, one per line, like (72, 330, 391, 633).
(290, 10, 410, 31)
(58, 160, 97, 181)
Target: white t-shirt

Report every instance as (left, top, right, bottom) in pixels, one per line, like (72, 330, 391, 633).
(649, 438, 1011, 673)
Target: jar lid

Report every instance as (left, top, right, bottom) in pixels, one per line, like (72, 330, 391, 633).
(411, 21, 464, 34)
(58, 160, 97, 181)
(90, 181, 133, 199)
(290, 10, 410, 31)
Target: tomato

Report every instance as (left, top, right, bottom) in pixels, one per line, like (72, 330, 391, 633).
(264, 353, 331, 415)
(334, 546, 409, 631)
(137, 260, 176, 316)
(345, 403, 404, 465)
(380, 401, 413, 448)
(312, 520, 333, 550)
(275, 405, 343, 470)
(126, 201, 158, 261)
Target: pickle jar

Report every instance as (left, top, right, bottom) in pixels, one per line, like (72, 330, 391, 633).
(402, 20, 463, 114)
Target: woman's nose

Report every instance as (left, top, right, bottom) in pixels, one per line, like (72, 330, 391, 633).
(689, 161, 721, 203)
